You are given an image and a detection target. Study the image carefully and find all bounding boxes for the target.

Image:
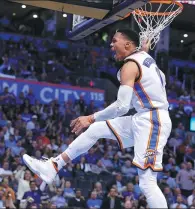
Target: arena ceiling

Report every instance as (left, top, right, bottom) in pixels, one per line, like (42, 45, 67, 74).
(0, 0, 195, 45)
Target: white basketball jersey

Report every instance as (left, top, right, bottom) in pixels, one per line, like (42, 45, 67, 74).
(117, 51, 169, 113)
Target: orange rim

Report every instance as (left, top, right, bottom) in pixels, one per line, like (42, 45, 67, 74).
(133, 1, 183, 16)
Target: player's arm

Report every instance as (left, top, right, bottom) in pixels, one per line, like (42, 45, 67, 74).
(70, 62, 139, 135)
(142, 39, 151, 53)
(93, 61, 138, 122)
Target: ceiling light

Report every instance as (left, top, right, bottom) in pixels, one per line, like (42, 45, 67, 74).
(12, 13, 16, 16)
(63, 13, 67, 18)
(21, 5, 26, 8)
(33, 14, 38, 18)
(181, 40, 184, 43)
(184, 34, 188, 38)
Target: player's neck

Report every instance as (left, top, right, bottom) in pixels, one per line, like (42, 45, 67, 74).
(123, 48, 138, 60)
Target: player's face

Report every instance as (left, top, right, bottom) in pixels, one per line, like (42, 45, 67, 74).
(110, 32, 130, 61)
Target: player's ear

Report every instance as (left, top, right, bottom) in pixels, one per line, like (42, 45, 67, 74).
(125, 41, 131, 49)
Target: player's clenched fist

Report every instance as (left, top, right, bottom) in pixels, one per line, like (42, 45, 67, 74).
(70, 115, 94, 135)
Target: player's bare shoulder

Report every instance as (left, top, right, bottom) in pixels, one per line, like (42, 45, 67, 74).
(120, 61, 139, 87)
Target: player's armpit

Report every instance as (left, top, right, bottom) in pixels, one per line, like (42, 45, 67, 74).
(120, 61, 139, 87)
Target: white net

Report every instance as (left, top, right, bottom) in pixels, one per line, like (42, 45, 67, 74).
(132, 1, 183, 50)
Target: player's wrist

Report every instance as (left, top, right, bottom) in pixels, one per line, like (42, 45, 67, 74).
(88, 114, 95, 124)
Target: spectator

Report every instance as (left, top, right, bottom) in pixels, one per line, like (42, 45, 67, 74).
(168, 132, 184, 149)
(15, 168, 31, 204)
(123, 199, 135, 209)
(93, 182, 105, 200)
(187, 189, 195, 207)
(4, 121, 14, 140)
(179, 90, 191, 103)
(159, 176, 169, 192)
(173, 188, 187, 205)
(22, 180, 42, 206)
(87, 191, 102, 209)
(50, 188, 67, 208)
(36, 129, 51, 149)
(101, 187, 122, 209)
(175, 123, 186, 139)
(0, 54, 10, 73)
(172, 104, 188, 127)
(11, 140, 24, 157)
(107, 173, 125, 193)
(63, 180, 75, 199)
(0, 161, 13, 181)
(122, 183, 137, 200)
(79, 156, 92, 173)
(100, 153, 113, 171)
(163, 170, 177, 189)
(163, 186, 174, 207)
(68, 189, 86, 208)
(132, 175, 141, 198)
(121, 160, 137, 179)
(26, 115, 37, 130)
(170, 195, 187, 209)
(26, 89, 36, 105)
(112, 153, 122, 172)
(0, 177, 15, 202)
(5, 134, 16, 149)
(90, 160, 109, 175)
(85, 148, 99, 165)
(176, 162, 195, 197)
(5, 190, 16, 209)
(0, 87, 15, 105)
(78, 95, 86, 115)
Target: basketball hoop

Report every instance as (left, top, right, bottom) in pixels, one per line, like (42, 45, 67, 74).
(132, 0, 183, 50)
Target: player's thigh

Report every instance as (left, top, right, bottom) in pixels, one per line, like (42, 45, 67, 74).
(89, 120, 118, 141)
(132, 115, 171, 171)
(106, 116, 134, 149)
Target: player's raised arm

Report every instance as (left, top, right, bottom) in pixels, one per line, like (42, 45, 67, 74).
(141, 39, 151, 53)
(93, 61, 139, 122)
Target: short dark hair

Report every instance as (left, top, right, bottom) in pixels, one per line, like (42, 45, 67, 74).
(30, 180, 36, 185)
(117, 28, 140, 47)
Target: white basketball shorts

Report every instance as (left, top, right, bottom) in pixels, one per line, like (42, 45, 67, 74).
(106, 109, 172, 171)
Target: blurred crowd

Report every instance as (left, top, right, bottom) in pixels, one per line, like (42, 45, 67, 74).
(0, 36, 115, 88)
(0, 31, 194, 209)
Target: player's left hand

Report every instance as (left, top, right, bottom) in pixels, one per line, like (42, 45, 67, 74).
(70, 115, 94, 136)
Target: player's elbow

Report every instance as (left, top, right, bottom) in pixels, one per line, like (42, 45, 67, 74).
(122, 107, 130, 115)
(117, 100, 130, 115)
(121, 105, 130, 114)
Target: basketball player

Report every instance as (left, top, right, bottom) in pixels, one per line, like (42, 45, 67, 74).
(23, 29, 172, 208)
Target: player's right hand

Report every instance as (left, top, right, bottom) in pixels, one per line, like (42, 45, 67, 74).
(142, 39, 151, 53)
(70, 115, 94, 136)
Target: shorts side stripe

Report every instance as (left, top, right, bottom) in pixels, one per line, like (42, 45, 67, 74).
(106, 120, 124, 150)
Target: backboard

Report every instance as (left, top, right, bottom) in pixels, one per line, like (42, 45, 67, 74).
(9, 0, 113, 19)
(9, 0, 148, 40)
(67, 0, 147, 40)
